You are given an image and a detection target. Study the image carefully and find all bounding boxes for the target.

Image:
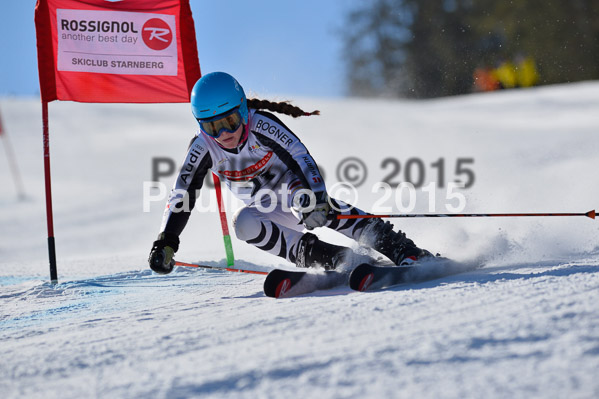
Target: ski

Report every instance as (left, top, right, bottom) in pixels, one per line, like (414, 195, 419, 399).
(265, 258, 474, 297)
(349, 263, 415, 291)
(263, 268, 346, 298)
(349, 257, 467, 292)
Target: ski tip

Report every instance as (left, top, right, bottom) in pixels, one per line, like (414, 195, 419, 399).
(358, 273, 374, 292)
(275, 278, 292, 298)
(586, 210, 596, 219)
(349, 263, 376, 291)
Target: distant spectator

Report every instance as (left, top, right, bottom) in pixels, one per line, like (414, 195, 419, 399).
(473, 66, 501, 92)
(515, 55, 540, 87)
(493, 60, 518, 89)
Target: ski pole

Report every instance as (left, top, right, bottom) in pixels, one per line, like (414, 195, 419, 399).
(335, 210, 596, 220)
(174, 260, 268, 275)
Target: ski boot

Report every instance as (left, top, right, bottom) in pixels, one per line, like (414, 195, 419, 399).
(295, 233, 351, 270)
(360, 218, 433, 265)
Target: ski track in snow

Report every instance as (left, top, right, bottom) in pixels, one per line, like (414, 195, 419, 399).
(2, 259, 599, 398)
(2, 83, 599, 398)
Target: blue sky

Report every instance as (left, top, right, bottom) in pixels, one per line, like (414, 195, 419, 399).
(0, 1, 353, 98)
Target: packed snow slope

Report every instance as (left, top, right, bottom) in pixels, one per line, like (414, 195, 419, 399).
(1, 81, 599, 398)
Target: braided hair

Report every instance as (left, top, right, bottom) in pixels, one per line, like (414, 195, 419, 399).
(247, 98, 320, 118)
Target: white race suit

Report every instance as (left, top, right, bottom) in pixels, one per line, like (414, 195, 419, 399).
(159, 109, 371, 264)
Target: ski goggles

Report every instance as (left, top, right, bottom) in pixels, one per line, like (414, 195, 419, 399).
(197, 107, 243, 138)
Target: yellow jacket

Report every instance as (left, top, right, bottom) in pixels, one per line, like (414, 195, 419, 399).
(516, 57, 540, 87)
(493, 61, 518, 89)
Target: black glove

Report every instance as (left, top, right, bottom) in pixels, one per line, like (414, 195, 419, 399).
(148, 232, 180, 274)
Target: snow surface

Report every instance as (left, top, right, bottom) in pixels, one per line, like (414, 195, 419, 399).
(1, 82, 599, 398)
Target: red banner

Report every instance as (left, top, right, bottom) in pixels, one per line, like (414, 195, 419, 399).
(0, 109, 4, 135)
(35, 0, 201, 103)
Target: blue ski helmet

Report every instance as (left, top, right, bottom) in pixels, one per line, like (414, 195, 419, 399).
(190, 72, 248, 124)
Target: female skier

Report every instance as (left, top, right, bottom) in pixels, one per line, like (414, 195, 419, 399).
(148, 72, 431, 274)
